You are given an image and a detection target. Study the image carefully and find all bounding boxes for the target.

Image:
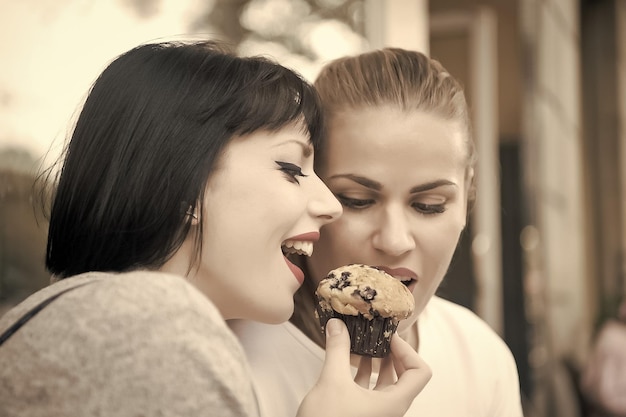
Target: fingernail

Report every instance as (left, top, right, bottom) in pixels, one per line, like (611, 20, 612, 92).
(326, 318, 343, 336)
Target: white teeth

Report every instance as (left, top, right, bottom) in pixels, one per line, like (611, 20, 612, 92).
(282, 240, 313, 256)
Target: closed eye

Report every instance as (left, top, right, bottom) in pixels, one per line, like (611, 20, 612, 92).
(336, 194, 375, 209)
(412, 202, 446, 215)
(276, 161, 307, 184)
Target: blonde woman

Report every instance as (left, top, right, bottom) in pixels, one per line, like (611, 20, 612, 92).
(232, 48, 524, 417)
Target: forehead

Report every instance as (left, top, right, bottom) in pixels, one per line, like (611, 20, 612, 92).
(324, 106, 467, 173)
(226, 123, 313, 157)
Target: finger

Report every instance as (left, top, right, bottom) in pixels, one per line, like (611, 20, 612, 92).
(393, 350, 407, 377)
(318, 318, 352, 383)
(354, 355, 372, 388)
(386, 334, 432, 398)
(389, 333, 423, 373)
(390, 334, 415, 376)
(374, 354, 397, 389)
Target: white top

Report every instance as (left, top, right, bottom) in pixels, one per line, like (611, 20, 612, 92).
(0, 271, 258, 417)
(230, 295, 523, 417)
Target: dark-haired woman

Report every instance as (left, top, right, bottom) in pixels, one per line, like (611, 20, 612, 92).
(0, 41, 430, 417)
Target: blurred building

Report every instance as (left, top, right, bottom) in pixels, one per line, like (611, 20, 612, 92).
(0, 148, 49, 316)
(363, 1, 624, 416)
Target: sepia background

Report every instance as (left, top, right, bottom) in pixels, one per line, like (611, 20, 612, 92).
(1, 0, 625, 416)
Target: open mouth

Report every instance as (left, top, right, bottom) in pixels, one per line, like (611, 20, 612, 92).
(399, 277, 420, 295)
(400, 278, 415, 287)
(374, 266, 418, 288)
(281, 240, 313, 257)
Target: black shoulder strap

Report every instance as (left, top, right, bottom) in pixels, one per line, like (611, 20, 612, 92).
(0, 281, 93, 346)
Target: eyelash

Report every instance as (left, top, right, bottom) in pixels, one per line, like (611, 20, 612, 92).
(337, 196, 375, 209)
(337, 195, 446, 215)
(411, 202, 446, 215)
(276, 161, 307, 184)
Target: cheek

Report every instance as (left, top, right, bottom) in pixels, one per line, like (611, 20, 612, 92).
(319, 216, 371, 252)
(309, 217, 367, 281)
(424, 224, 464, 276)
(412, 222, 464, 310)
(417, 211, 465, 259)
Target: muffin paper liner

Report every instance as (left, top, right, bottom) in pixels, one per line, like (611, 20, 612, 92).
(316, 304, 398, 358)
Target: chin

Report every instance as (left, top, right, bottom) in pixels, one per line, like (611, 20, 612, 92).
(256, 302, 294, 325)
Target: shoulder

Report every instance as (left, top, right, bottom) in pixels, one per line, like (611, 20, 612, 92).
(54, 270, 239, 355)
(0, 273, 98, 329)
(419, 297, 523, 414)
(425, 295, 481, 319)
(1, 270, 239, 360)
(83, 270, 223, 318)
(0, 271, 257, 417)
(425, 296, 500, 335)
(422, 296, 516, 361)
(1, 270, 221, 327)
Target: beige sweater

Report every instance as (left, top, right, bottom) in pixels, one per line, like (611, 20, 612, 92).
(0, 270, 257, 417)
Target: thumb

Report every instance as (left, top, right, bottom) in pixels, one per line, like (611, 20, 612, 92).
(319, 318, 352, 381)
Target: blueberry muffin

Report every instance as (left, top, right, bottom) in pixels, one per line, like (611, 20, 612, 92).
(315, 264, 414, 357)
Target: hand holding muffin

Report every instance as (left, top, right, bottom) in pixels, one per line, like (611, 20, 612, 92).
(297, 318, 431, 417)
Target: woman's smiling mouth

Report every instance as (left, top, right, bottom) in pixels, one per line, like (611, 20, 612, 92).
(281, 240, 313, 257)
(281, 231, 320, 284)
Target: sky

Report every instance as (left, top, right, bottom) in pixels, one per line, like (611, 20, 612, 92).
(0, 0, 365, 165)
(0, 0, 209, 162)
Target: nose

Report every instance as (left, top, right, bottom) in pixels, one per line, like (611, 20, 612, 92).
(308, 176, 342, 225)
(372, 204, 416, 256)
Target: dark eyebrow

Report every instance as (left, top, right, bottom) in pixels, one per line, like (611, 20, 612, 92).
(409, 180, 457, 193)
(327, 174, 457, 193)
(326, 174, 382, 190)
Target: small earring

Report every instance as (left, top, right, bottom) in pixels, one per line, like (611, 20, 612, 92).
(186, 211, 198, 220)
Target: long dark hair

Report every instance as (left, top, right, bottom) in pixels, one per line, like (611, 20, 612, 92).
(42, 40, 324, 278)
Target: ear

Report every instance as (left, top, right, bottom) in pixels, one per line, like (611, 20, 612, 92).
(461, 167, 476, 229)
(464, 166, 475, 194)
(186, 206, 200, 226)
(464, 167, 476, 212)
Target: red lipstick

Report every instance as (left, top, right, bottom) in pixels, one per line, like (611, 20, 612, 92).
(286, 231, 320, 242)
(376, 266, 419, 293)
